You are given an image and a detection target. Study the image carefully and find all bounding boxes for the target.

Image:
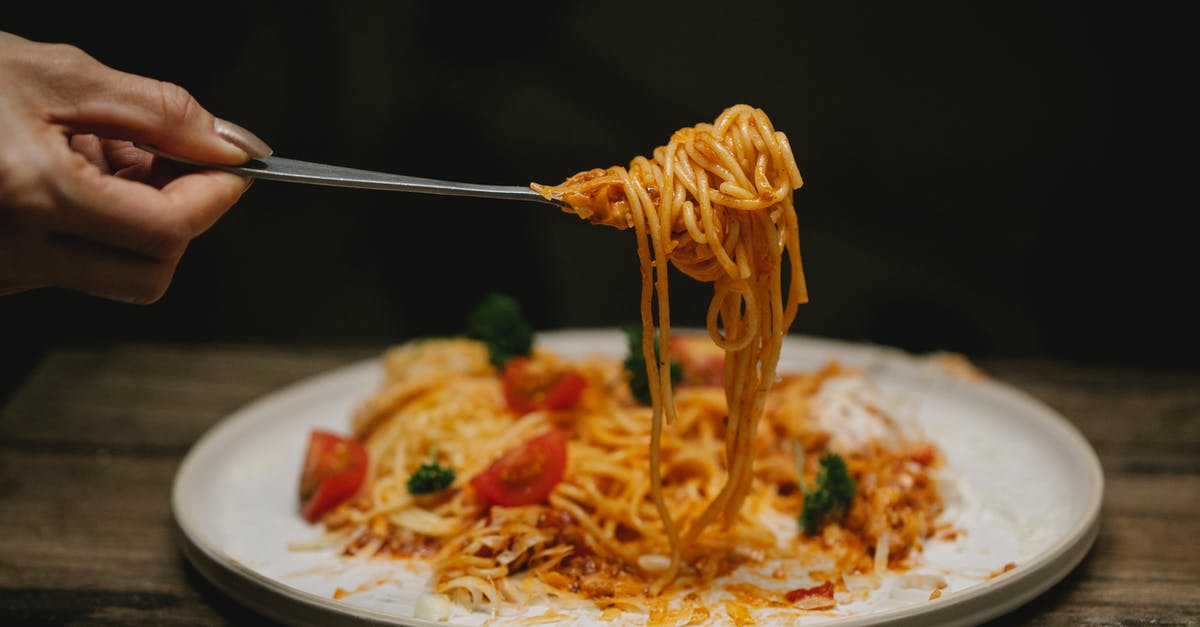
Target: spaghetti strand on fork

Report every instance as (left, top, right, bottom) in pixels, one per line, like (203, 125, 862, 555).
(532, 104, 808, 591)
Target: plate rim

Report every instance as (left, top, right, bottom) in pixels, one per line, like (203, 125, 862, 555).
(171, 329, 1104, 626)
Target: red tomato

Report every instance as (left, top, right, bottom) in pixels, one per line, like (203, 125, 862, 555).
(470, 429, 568, 506)
(670, 334, 725, 387)
(299, 430, 367, 523)
(502, 357, 587, 414)
(785, 580, 834, 603)
(541, 371, 587, 410)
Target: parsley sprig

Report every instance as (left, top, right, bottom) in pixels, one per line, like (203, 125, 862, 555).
(407, 447, 456, 495)
(465, 292, 534, 369)
(796, 448, 857, 535)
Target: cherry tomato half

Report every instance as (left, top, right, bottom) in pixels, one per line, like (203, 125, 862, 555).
(469, 429, 567, 507)
(299, 430, 367, 523)
(502, 357, 587, 414)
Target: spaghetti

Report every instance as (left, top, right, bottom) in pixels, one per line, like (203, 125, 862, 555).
(327, 339, 943, 614)
(532, 104, 807, 590)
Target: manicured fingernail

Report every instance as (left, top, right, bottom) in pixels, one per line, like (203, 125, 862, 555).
(215, 118, 273, 159)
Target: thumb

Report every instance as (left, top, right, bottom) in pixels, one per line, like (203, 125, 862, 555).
(47, 51, 271, 164)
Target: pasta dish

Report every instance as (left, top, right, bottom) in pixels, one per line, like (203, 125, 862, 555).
(293, 106, 950, 622)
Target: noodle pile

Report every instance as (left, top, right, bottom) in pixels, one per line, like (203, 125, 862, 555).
(308, 106, 945, 616)
(328, 340, 943, 613)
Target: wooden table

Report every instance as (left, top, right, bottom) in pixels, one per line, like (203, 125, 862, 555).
(1, 344, 1197, 625)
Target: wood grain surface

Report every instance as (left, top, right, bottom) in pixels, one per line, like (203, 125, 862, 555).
(1, 344, 1196, 625)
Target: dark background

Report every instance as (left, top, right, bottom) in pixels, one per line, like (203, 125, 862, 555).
(2, 1, 1191, 401)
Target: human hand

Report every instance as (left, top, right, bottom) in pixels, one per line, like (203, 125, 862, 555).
(0, 31, 271, 303)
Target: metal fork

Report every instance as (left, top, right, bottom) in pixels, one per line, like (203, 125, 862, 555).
(139, 145, 563, 207)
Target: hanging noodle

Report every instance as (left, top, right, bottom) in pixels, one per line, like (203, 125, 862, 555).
(532, 104, 807, 591)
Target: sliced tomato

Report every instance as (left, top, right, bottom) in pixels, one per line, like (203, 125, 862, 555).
(299, 430, 367, 523)
(541, 371, 587, 410)
(502, 357, 587, 414)
(670, 334, 726, 387)
(785, 580, 835, 603)
(470, 429, 567, 506)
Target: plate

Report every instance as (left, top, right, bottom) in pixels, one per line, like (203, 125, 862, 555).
(172, 329, 1102, 626)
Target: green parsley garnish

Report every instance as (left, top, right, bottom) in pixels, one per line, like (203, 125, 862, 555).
(465, 292, 534, 369)
(406, 447, 456, 495)
(622, 324, 683, 405)
(798, 450, 856, 535)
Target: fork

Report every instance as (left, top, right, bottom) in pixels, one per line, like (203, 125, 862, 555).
(139, 145, 563, 207)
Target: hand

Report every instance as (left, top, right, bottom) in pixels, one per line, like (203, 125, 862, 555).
(0, 31, 271, 303)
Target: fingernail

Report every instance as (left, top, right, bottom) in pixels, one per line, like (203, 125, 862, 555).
(215, 118, 273, 159)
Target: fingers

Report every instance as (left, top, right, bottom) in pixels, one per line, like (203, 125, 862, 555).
(2, 36, 260, 304)
(92, 139, 171, 185)
(68, 136, 156, 180)
(100, 138, 154, 176)
(5, 141, 248, 303)
(88, 139, 191, 188)
(0, 221, 178, 304)
(68, 134, 111, 174)
(46, 232, 184, 304)
(36, 43, 270, 164)
(50, 150, 251, 259)
(159, 168, 253, 235)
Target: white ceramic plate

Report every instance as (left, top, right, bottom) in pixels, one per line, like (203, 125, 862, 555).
(172, 330, 1102, 626)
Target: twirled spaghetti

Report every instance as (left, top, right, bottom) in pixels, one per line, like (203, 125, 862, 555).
(532, 104, 807, 590)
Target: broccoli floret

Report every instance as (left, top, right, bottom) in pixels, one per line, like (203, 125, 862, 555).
(623, 324, 683, 405)
(466, 292, 533, 369)
(406, 448, 456, 495)
(799, 452, 856, 535)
